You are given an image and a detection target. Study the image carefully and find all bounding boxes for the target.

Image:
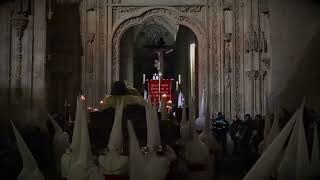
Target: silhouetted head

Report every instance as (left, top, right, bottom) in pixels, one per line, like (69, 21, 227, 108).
(111, 81, 128, 95)
(245, 114, 251, 121)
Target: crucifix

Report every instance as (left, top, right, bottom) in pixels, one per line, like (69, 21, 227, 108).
(144, 38, 174, 106)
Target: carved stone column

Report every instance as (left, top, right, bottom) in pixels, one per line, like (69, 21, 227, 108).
(11, 16, 28, 96)
(86, 32, 95, 107)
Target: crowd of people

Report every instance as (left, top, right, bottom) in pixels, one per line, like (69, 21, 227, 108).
(211, 113, 265, 167)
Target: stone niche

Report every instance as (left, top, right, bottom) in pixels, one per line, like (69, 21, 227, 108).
(80, 0, 272, 120)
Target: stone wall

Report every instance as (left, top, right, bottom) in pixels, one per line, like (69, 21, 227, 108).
(0, 0, 47, 132)
(269, 0, 320, 111)
(79, 0, 272, 120)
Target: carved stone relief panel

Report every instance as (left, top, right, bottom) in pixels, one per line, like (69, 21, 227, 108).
(112, 6, 144, 24)
(111, 7, 208, 106)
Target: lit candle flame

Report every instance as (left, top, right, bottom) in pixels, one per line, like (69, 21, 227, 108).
(80, 95, 86, 100)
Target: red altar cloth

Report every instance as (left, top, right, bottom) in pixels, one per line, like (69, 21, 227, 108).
(148, 79, 172, 106)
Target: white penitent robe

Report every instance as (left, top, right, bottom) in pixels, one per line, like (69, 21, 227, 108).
(48, 114, 70, 172)
(264, 114, 280, 151)
(195, 90, 206, 131)
(61, 98, 82, 178)
(128, 118, 171, 180)
(243, 105, 300, 180)
(278, 102, 309, 180)
(310, 123, 320, 178)
(11, 121, 45, 180)
(67, 97, 104, 180)
(99, 98, 128, 175)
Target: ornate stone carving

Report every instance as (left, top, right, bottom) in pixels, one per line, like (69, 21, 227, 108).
(112, 6, 144, 24)
(223, 0, 233, 10)
(234, 0, 241, 116)
(112, 0, 121, 3)
(176, 6, 203, 13)
(112, 7, 207, 91)
(246, 70, 254, 80)
(11, 17, 28, 95)
(224, 33, 232, 42)
(86, 33, 95, 73)
(262, 58, 271, 69)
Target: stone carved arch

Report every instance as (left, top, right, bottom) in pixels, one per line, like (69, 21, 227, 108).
(112, 7, 209, 99)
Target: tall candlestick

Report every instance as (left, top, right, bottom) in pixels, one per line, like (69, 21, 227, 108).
(176, 81, 179, 91)
(178, 74, 181, 84)
(142, 74, 146, 84)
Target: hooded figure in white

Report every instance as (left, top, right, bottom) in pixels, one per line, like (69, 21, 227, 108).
(66, 97, 104, 180)
(61, 98, 81, 178)
(195, 90, 206, 131)
(11, 121, 45, 180)
(310, 122, 320, 178)
(183, 100, 210, 165)
(128, 103, 173, 180)
(180, 104, 193, 142)
(178, 91, 184, 108)
(263, 110, 281, 151)
(243, 101, 304, 180)
(98, 98, 128, 175)
(277, 101, 309, 180)
(199, 112, 221, 153)
(48, 113, 70, 173)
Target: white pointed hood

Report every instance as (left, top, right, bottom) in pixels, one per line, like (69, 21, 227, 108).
(178, 91, 184, 108)
(128, 120, 146, 180)
(180, 104, 187, 126)
(264, 111, 280, 150)
(295, 101, 309, 178)
(78, 98, 92, 167)
(11, 121, 45, 180)
(48, 113, 70, 172)
(147, 104, 162, 150)
(128, 120, 170, 180)
(196, 90, 206, 130)
(278, 100, 309, 179)
(48, 114, 63, 134)
(68, 98, 104, 180)
(264, 95, 272, 141)
(180, 104, 192, 141)
(310, 122, 320, 178)
(199, 90, 206, 117)
(243, 102, 302, 180)
(199, 113, 220, 153)
(108, 98, 124, 151)
(70, 98, 82, 160)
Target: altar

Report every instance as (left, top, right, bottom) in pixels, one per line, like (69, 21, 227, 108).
(147, 79, 173, 106)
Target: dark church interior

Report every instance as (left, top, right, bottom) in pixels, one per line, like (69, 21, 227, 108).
(0, 0, 320, 179)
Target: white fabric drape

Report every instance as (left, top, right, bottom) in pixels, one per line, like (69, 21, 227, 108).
(99, 98, 128, 175)
(310, 122, 320, 178)
(11, 121, 45, 180)
(48, 114, 70, 173)
(243, 105, 299, 180)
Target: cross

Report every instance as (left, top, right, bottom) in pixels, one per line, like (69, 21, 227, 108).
(144, 38, 174, 108)
(144, 37, 174, 75)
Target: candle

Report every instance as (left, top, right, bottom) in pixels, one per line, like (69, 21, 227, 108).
(143, 74, 146, 84)
(178, 74, 181, 84)
(80, 95, 86, 100)
(100, 100, 104, 104)
(176, 81, 179, 91)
